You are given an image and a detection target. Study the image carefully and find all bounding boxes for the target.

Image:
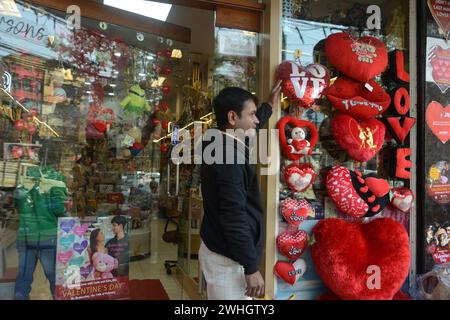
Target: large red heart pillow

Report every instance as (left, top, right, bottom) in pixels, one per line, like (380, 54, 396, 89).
(310, 217, 410, 300)
(279, 198, 312, 227)
(283, 163, 316, 192)
(277, 61, 330, 108)
(277, 116, 318, 161)
(325, 76, 391, 119)
(326, 166, 390, 218)
(325, 32, 388, 83)
(274, 259, 307, 286)
(277, 229, 308, 260)
(332, 113, 385, 162)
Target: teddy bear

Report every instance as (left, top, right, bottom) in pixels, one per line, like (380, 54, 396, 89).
(287, 127, 311, 155)
(92, 252, 118, 279)
(119, 84, 151, 114)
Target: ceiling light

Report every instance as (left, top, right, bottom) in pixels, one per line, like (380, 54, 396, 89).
(104, 0, 172, 22)
(114, 52, 122, 57)
(171, 49, 182, 59)
(110, 84, 116, 88)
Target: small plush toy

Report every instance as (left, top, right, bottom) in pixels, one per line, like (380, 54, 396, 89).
(92, 252, 118, 279)
(287, 127, 311, 155)
(120, 84, 151, 114)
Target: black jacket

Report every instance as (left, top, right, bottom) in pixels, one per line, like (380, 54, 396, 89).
(200, 103, 272, 275)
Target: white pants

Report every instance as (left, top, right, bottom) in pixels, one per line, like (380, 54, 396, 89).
(199, 241, 252, 300)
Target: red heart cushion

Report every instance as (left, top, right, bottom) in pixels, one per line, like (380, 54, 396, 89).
(316, 291, 411, 300)
(276, 230, 308, 260)
(332, 113, 385, 162)
(325, 33, 388, 82)
(311, 218, 410, 300)
(283, 163, 316, 192)
(277, 61, 330, 108)
(325, 76, 391, 119)
(280, 198, 311, 227)
(391, 187, 414, 212)
(273, 259, 307, 286)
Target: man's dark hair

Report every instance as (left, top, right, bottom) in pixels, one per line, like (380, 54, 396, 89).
(213, 87, 258, 130)
(111, 215, 127, 228)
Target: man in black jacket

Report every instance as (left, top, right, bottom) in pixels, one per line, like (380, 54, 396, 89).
(199, 81, 281, 300)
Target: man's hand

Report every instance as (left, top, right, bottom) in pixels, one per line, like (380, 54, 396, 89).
(245, 271, 265, 298)
(267, 80, 282, 107)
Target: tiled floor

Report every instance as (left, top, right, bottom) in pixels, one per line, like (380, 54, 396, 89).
(5, 218, 197, 300)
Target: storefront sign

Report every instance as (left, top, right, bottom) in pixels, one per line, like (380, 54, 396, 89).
(217, 29, 257, 57)
(427, 0, 450, 39)
(55, 216, 130, 300)
(426, 101, 450, 144)
(426, 161, 450, 204)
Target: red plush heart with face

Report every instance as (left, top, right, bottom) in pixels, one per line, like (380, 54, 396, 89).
(332, 113, 385, 162)
(273, 259, 307, 286)
(280, 198, 311, 227)
(310, 217, 410, 300)
(277, 230, 308, 260)
(325, 33, 388, 83)
(277, 61, 330, 108)
(391, 187, 414, 212)
(325, 76, 391, 119)
(277, 117, 318, 161)
(326, 166, 390, 218)
(283, 163, 316, 192)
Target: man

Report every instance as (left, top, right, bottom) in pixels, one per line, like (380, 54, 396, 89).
(105, 215, 130, 277)
(199, 81, 282, 300)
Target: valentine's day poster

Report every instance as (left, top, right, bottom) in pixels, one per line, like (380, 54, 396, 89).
(425, 101, 450, 144)
(427, 0, 450, 40)
(426, 37, 450, 93)
(426, 221, 450, 264)
(55, 216, 130, 300)
(426, 161, 450, 205)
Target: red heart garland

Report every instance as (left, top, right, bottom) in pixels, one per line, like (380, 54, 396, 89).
(325, 32, 388, 82)
(310, 218, 410, 300)
(280, 198, 311, 227)
(283, 163, 316, 192)
(273, 259, 307, 286)
(391, 187, 414, 212)
(276, 230, 308, 260)
(332, 113, 385, 162)
(277, 116, 318, 161)
(277, 61, 330, 108)
(325, 76, 391, 119)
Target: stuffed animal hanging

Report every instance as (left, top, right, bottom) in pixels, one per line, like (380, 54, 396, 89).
(120, 84, 151, 114)
(277, 116, 318, 161)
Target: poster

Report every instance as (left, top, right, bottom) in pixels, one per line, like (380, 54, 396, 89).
(55, 215, 130, 300)
(426, 161, 450, 204)
(426, 37, 450, 93)
(217, 28, 257, 57)
(426, 221, 450, 264)
(426, 101, 450, 144)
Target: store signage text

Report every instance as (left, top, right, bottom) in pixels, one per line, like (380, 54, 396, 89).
(0, 16, 45, 41)
(2, 71, 11, 93)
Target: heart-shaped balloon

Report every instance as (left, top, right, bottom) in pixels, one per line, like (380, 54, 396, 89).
(429, 45, 450, 93)
(326, 166, 390, 218)
(73, 240, 88, 255)
(279, 198, 311, 227)
(277, 61, 330, 108)
(276, 230, 308, 260)
(426, 101, 450, 144)
(277, 116, 318, 161)
(391, 187, 414, 212)
(274, 259, 307, 286)
(57, 251, 73, 266)
(310, 218, 410, 300)
(428, 0, 450, 40)
(325, 76, 391, 119)
(332, 113, 385, 162)
(283, 163, 316, 192)
(325, 32, 388, 82)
